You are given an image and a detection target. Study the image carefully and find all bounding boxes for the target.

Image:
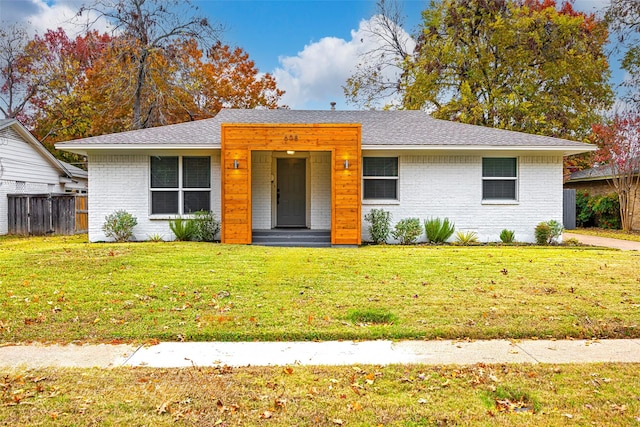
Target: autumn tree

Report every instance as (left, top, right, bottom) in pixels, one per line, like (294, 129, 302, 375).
(401, 0, 613, 140)
(591, 113, 640, 232)
(77, 0, 223, 129)
(606, 0, 640, 108)
(0, 25, 49, 120)
(26, 29, 112, 149)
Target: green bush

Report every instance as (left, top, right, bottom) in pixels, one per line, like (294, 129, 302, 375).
(575, 191, 621, 229)
(454, 230, 479, 245)
(193, 210, 221, 242)
(535, 220, 563, 245)
(547, 220, 564, 244)
(391, 218, 423, 245)
(499, 229, 516, 243)
(102, 210, 137, 242)
(364, 208, 392, 244)
(590, 193, 621, 229)
(575, 191, 594, 227)
(169, 218, 197, 241)
(424, 217, 455, 243)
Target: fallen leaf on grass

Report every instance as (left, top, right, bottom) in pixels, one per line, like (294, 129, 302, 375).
(259, 410, 273, 419)
(348, 402, 362, 411)
(332, 419, 344, 425)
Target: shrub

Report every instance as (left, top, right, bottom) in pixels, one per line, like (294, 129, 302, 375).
(575, 191, 594, 227)
(424, 217, 455, 243)
(499, 229, 516, 243)
(535, 220, 563, 245)
(102, 210, 137, 242)
(364, 208, 392, 244)
(147, 233, 164, 242)
(575, 191, 621, 229)
(455, 230, 479, 245)
(547, 220, 563, 243)
(590, 193, 621, 229)
(193, 210, 221, 242)
(391, 218, 423, 245)
(169, 218, 197, 241)
(534, 222, 551, 245)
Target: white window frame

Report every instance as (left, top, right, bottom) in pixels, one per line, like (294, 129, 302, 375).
(149, 156, 211, 216)
(481, 157, 518, 203)
(362, 157, 399, 202)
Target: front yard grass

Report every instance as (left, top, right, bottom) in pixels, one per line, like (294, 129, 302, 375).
(1, 235, 639, 343)
(1, 363, 639, 426)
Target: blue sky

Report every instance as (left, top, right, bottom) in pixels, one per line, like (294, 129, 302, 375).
(0, 0, 624, 110)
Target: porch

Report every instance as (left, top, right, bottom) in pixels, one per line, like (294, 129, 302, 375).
(220, 123, 362, 245)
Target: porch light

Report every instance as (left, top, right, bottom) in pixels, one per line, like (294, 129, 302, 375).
(344, 159, 349, 169)
(287, 150, 295, 155)
(233, 159, 239, 169)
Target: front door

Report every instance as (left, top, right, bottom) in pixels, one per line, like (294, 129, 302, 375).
(277, 158, 306, 227)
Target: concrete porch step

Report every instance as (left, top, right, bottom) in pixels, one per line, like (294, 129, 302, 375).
(252, 229, 331, 247)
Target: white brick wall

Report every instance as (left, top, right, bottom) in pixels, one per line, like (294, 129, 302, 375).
(310, 152, 331, 230)
(361, 153, 564, 243)
(251, 151, 273, 229)
(87, 152, 221, 242)
(87, 150, 563, 243)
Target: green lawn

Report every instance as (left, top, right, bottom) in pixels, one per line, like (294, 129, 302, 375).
(1, 235, 639, 343)
(2, 363, 639, 426)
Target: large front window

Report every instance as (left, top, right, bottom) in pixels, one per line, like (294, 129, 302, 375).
(150, 156, 211, 214)
(482, 157, 517, 201)
(363, 157, 398, 200)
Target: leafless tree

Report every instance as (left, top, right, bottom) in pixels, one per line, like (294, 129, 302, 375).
(78, 0, 223, 129)
(343, 0, 415, 109)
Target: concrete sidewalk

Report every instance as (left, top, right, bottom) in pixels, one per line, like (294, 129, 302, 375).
(564, 232, 640, 251)
(1, 339, 639, 369)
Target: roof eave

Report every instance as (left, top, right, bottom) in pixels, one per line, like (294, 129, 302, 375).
(55, 143, 221, 155)
(362, 145, 596, 155)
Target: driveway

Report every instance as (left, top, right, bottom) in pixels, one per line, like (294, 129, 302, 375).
(564, 232, 640, 251)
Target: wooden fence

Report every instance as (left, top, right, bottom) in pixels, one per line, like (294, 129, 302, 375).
(7, 194, 88, 235)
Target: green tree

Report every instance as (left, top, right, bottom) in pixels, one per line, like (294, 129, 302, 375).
(402, 0, 613, 140)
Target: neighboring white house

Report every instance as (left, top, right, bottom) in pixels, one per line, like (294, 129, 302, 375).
(0, 119, 88, 235)
(56, 109, 595, 244)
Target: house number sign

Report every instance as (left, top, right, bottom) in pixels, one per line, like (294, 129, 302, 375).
(284, 134, 298, 142)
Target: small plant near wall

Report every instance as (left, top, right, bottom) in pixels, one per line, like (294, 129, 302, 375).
(499, 229, 516, 243)
(424, 217, 455, 243)
(535, 220, 564, 245)
(147, 233, 165, 242)
(102, 210, 138, 242)
(364, 208, 392, 244)
(391, 218, 423, 245)
(193, 210, 221, 242)
(169, 218, 197, 241)
(535, 222, 551, 245)
(455, 230, 479, 245)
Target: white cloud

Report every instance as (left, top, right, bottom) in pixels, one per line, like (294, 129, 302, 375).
(1, 0, 111, 36)
(273, 16, 415, 110)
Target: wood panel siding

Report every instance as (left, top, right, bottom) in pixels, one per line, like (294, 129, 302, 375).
(221, 124, 361, 245)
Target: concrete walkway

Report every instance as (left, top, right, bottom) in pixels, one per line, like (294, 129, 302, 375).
(1, 339, 639, 369)
(564, 232, 640, 251)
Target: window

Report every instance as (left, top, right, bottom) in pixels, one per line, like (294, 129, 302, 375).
(482, 157, 517, 201)
(363, 157, 398, 200)
(150, 156, 211, 214)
